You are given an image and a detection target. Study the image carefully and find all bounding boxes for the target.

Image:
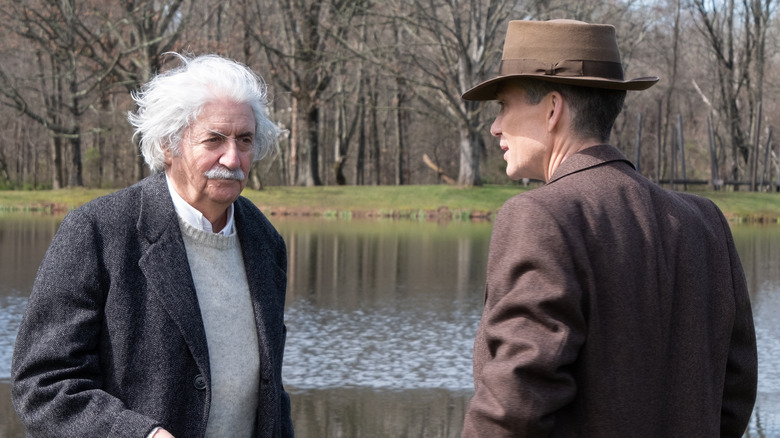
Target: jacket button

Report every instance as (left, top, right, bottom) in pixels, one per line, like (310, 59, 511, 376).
(193, 374, 207, 390)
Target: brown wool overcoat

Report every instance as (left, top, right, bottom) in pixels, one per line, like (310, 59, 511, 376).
(462, 145, 757, 437)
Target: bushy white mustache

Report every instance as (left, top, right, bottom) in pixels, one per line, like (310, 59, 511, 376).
(204, 166, 245, 180)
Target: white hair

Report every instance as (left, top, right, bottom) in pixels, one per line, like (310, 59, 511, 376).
(128, 53, 279, 173)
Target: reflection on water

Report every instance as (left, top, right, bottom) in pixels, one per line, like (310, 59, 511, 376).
(0, 215, 63, 438)
(0, 297, 26, 380)
(284, 301, 478, 390)
(0, 215, 779, 437)
(290, 388, 469, 438)
(0, 215, 61, 383)
(752, 281, 780, 395)
(0, 215, 61, 293)
(732, 226, 780, 437)
(276, 219, 489, 393)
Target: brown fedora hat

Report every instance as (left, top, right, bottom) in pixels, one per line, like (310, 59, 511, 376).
(462, 19, 659, 101)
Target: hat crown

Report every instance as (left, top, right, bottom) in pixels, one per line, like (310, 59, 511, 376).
(504, 20, 621, 65)
(462, 19, 659, 101)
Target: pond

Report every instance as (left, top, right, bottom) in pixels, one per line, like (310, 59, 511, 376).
(0, 214, 777, 437)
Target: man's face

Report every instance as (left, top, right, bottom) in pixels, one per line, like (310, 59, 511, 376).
(165, 99, 256, 218)
(491, 82, 551, 181)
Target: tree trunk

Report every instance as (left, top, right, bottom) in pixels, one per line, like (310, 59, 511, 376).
(370, 83, 381, 185)
(457, 125, 482, 187)
(50, 136, 64, 190)
(356, 103, 366, 185)
(68, 133, 83, 187)
(393, 85, 405, 186)
(300, 103, 322, 186)
(289, 96, 299, 186)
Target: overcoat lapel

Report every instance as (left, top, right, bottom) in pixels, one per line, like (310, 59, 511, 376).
(136, 173, 212, 380)
(235, 200, 287, 436)
(235, 201, 282, 383)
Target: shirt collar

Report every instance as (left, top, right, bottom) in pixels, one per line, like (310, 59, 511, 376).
(165, 173, 235, 236)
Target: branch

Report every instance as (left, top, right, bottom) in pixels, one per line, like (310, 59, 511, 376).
(691, 79, 713, 108)
(422, 153, 456, 184)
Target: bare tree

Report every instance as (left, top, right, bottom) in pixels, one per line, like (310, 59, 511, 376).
(691, 0, 775, 187)
(657, 0, 685, 182)
(0, 0, 106, 188)
(103, 0, 195, 181)
(246, 0, 365, 186)
(1, 0, 778, 189)
(0, 0, 194, 189)
(396, 0, 514, 187)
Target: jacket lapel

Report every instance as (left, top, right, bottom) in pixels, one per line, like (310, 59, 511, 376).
(234, 200, 285, 384)
(136, 173, 212, 379)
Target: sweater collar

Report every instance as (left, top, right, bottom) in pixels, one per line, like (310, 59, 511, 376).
(164, 173, 235, 236)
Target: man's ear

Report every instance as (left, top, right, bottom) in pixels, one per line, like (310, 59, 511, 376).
(546, 91, 565, 133)
(163, 145, 173, 165)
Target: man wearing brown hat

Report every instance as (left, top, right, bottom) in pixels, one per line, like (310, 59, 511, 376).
(461, 19, 757, 437)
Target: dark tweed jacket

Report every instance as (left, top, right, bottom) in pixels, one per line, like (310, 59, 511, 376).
(12, 172, 293, 438)
(462, 145, 757, 437)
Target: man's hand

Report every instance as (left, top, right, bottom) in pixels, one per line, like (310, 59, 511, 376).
(151, 428, 175, 438)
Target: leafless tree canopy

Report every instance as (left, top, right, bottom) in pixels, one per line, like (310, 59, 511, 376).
(0, 0, 777, 189)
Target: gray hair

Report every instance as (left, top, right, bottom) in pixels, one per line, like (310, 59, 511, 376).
(519, 78, 626, 143)
(128, 53, 279, 173)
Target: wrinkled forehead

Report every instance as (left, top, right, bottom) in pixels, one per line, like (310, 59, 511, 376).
(191, 100, 256, 127)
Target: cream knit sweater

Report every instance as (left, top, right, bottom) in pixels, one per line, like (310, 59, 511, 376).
(179, 218, 260, 438)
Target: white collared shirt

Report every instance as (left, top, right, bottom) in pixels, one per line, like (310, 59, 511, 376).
(165, 173, 235, 236)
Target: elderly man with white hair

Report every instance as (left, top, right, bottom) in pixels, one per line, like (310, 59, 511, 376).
(12, 53, 293, 438)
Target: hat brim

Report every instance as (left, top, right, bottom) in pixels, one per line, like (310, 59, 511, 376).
(462, 74, 659, 101)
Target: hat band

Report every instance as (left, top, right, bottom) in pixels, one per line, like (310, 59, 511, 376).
(499, 59, 625, 81)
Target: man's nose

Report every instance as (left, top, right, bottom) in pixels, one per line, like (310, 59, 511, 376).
(219, 138, 242, 169)
(490, 118, 501, 137)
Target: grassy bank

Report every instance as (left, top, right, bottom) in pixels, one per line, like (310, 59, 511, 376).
(0, 184, 779, 223)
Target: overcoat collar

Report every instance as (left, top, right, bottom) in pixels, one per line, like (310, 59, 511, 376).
(548, 144, 635, 184)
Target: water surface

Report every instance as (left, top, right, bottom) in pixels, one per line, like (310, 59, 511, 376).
(1, 214, 778, 437)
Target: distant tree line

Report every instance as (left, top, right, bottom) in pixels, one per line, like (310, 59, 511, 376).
(0, 0, 777, 190)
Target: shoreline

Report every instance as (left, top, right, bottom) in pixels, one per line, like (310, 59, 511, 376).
(1, 202, 779, 225)
(1, 184, 779, 224)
